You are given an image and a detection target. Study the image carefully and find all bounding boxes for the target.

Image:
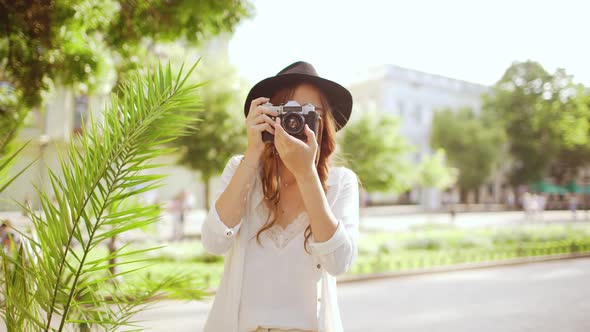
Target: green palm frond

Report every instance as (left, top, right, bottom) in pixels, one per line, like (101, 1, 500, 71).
(0, 140, 37, 194)
(0, 94, 36, 197)
(0, 61, 206, 331)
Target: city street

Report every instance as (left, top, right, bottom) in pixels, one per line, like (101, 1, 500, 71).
(135, 257, 590, 331)
(3, 2, 590, 332)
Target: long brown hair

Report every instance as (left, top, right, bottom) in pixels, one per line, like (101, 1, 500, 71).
(254, 82, 338, 253)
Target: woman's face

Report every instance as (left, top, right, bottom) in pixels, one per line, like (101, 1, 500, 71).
(291, 83, 325, 115)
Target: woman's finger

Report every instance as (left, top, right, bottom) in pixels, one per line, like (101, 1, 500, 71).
(304, 124, 317, 146)
(247, 97, 270, 120)
(248, 106, 279, 124)
(249, 113, 275, 126)
(261, 106, 279, 117)
(274, 118, 290, 143)
(262, 114, 276, 126)
(250, 97, 269, 110)
(251, 122, 275, 135)
(274, 118, 288, 148)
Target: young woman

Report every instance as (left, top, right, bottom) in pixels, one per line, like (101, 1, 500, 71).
(201, 61, 359, 332)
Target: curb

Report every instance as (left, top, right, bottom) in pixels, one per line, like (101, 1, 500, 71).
(335, 252, 590, 284)
(199, 252, 590, 296)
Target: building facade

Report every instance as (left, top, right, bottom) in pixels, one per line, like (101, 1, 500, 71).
(347, 65, 495, 209)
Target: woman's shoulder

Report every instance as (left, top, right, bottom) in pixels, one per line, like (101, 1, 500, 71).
(224, 154, 245, 170)
(229, 154, 244, 164)
(327, 166, 358, 186)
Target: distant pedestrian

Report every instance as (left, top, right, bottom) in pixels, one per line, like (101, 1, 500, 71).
(523, 192, 539, 222)
(537, 194, 547, 221)
(443, 189, 457, 222)
(0, 220, 21, 254)
(171, 189, 195, 241)
(569, 194, 578, 220)
(171, 191, 184, 241)
(505, 189, 515, 210)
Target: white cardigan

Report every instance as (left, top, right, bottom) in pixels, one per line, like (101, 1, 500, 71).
(201, 155, 360, 332)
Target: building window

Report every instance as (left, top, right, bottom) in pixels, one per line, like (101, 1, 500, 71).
(414, 104, 422, 123)
(398, 101, 405, 117)
(73, 95, 88, 135)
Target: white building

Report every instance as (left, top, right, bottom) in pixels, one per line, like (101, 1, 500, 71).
(347, 65, 490, 209)
(0, 88, 205, 211)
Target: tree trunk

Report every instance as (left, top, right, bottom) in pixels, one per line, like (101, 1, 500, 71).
(460, 187, 468, 205)
(108, 234, 117, 276)
(204, 179, 210, 212)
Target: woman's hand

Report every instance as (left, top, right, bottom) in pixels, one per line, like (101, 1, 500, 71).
(245, 97, 278, 160)
(273, 117, 318, 179)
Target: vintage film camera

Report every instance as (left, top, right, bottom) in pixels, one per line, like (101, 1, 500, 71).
(261, 101, 320, 142)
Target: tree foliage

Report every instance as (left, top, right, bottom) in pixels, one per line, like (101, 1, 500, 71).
(173, 60, 247, 209)
(483, 60, 589, 184)
(339, 111, 415, 193)
(0, 0, 252, 108)
(549, 85, 590, 181)
(418, 149, 458, 190)
(0, 83, 29, 157)
(430, 108, 505, 191)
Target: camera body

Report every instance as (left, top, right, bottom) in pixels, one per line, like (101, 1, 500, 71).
(262, 101, 320, 142)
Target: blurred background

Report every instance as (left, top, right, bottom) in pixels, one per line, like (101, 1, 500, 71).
(1, 0, 589, 331)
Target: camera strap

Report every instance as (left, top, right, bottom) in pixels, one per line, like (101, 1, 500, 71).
(314, 116, 323, 167)
(271, 145, 281, 203)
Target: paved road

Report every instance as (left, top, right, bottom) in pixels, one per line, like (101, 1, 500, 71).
(134, 258, 590, 331)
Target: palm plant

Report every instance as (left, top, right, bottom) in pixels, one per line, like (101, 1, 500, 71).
(0, 62, 206, 331)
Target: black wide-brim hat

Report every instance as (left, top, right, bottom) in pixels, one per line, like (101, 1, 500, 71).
(244, 61, 353, 131)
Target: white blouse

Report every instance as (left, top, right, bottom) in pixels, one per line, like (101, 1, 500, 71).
(201, 155, 360, 332)
(239, 211, 321, 331)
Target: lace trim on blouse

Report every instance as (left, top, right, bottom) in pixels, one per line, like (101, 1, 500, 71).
(266, 212, 308, 249)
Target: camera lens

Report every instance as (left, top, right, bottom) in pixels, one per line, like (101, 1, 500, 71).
(282, 113, 304, 135)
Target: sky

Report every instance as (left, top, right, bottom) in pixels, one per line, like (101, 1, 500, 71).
(228, 0, 590, 87)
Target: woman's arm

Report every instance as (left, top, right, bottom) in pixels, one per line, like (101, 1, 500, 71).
(296, 167, 360, 276)
(215, 150, 259, 227)
(272, 119, 360, 275)
(200, 151, 258, 255)
(202, 96, 278, 255)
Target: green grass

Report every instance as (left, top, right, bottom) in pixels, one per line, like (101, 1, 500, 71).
(353, 223, 590, 275)
(89, 223, 590, 292)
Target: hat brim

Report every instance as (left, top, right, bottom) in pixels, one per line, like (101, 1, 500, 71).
(244, 73, 353, 131)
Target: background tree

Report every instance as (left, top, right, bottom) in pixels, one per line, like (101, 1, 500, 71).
(0, 82, 28, 157)
(339, 111, 415, 203)
(430, 107, 506, 201)
(482, 61, 586, 185)
(418, 149, 458, 190)
(0, 0, 252, 108)
(173, 60, 248, 210)
(547, 83, 590, 182)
